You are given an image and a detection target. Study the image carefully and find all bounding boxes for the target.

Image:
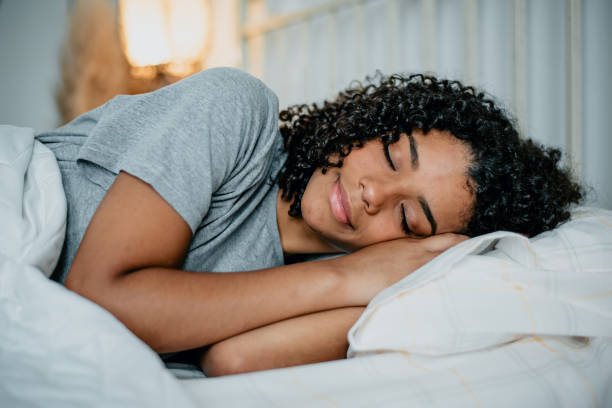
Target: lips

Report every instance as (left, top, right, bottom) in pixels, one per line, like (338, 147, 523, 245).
(330, 179, 353, 227)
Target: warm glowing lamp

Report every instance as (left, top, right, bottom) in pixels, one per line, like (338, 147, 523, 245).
(118, 0, 212, 78)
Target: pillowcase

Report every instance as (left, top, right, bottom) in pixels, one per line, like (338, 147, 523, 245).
(348, 207, 612, 357)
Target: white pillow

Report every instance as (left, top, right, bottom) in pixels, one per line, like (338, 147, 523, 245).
(348, 207, 612, 357)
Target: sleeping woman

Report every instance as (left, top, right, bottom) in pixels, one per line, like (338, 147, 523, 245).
(37, 67, 583, 376)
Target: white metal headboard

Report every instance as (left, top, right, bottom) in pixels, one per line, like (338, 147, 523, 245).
(240, 0, 584, 176)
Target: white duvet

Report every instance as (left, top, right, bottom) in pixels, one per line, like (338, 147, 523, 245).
(0, 126, 197, 408)
(1, 125, 611, 407)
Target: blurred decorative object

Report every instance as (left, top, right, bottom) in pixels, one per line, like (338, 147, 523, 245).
(118, 0, 213, 78)
(56, 0, 131, 125)
(56, 0, 217, 125)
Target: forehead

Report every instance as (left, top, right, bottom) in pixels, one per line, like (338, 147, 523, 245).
(411, 129, 475, 233)
(410, 128, 471, 166)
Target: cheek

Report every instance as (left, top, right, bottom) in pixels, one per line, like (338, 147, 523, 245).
(301, 195, 323, 231)
(355, 218, 402, 247)
(435, 184, 475, 232)
(300, 172, 328, 230)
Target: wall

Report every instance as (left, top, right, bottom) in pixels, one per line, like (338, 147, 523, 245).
(0, 0, 69, 132)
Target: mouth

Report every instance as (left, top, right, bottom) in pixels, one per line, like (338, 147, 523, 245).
(329, 178, 353, 228)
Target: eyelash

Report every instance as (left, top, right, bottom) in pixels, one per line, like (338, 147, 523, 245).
(383, 143, 412, 235)
(400, 204, 412, 234)
(383, 143, 396, 171)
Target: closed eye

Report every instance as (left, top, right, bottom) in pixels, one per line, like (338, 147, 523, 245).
(383, 143, 396, 170)
(383, 143, 413, 235)
(400, 204, 412, 235)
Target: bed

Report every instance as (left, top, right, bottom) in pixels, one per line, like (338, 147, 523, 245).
(2, 125, 611, 407)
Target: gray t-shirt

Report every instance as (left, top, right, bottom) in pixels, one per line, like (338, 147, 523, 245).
(38, 67, 287, 282)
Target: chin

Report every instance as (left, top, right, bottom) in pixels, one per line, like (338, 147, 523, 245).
(303, 213, 357, 254)
(319, 232, 360, 253)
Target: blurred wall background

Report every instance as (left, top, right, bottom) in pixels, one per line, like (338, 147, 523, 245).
(0, 0, 69, 132)
(0, 0, 610, 209)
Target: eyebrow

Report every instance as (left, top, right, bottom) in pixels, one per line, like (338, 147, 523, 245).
(408, 133, 437, 235)
(408, 133, 419, 169)
(418, 197, 437, 236)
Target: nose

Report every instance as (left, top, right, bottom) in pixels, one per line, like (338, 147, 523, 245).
(361, 177, 394, 215)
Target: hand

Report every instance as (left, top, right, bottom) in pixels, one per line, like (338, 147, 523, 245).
(330, 233, 468, 305)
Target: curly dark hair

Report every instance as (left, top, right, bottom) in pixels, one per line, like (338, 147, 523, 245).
(276, 73, 583, 237)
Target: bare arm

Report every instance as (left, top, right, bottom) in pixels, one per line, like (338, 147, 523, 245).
(201, 307, 365, 377)
(66, 172, 464, 353)
(66, 172, 352, 352)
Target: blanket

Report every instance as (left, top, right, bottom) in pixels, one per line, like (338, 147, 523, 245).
(0, 126, 197, 407)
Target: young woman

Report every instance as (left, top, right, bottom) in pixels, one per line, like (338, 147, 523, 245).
(37, 67, 582, 376)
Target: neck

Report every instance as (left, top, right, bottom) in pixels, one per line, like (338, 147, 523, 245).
(276, 190, 340, 255)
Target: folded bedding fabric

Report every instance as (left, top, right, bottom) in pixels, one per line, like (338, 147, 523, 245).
(0, 125, 197, 408)
(0, 125, 66, 277)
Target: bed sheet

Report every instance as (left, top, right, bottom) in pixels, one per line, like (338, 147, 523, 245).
(181, 336, 612, 407)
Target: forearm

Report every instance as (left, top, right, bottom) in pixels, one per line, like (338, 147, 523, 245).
(70, 237, 457, 354)
(201, 307, 366, 377)
(71, 259, 352, 354)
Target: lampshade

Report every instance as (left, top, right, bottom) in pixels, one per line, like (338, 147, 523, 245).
(118, 0, 212, 77)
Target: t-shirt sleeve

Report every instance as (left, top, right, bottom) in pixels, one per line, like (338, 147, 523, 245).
(76, 67, 281, 233)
